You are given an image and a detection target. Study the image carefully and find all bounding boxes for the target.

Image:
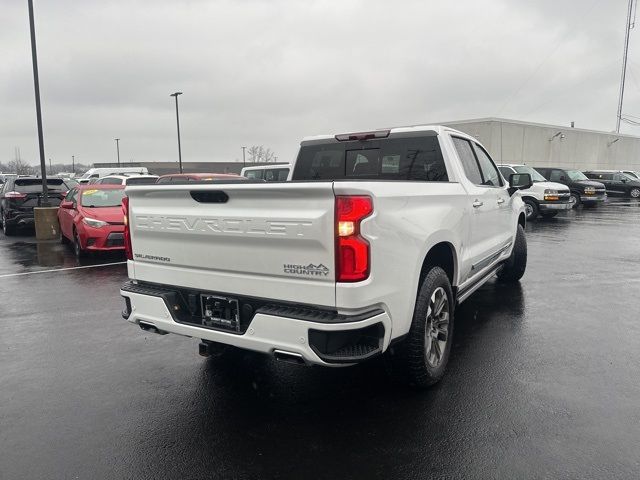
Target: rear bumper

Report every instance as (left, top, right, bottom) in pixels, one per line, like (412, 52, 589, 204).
(4, 211, 34, 226)
(120, 281, 392, 366)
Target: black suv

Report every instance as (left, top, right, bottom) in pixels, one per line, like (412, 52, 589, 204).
(583, 170, 640, 199)
(534, 167, 606, 208)
(0, 177, 73, 235)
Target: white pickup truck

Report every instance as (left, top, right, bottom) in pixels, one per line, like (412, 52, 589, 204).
(120, 125, 532, 388)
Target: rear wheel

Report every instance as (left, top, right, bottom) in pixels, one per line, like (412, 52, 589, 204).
(630, 187, 640, 199)
(569, 193, 580, 208)
(393, 266, 454, 389)
(523, 199, 538, 220)
(2, 211, 15, 236)
(497, 224, 527, 282)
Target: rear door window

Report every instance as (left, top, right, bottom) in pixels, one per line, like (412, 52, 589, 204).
(293, 135, 448, 182)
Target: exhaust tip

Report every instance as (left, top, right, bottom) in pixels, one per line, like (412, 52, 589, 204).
(139, 321, 167, 335)
(273, 349, 306, 365)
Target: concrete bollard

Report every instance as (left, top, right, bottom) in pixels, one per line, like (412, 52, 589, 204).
(34, 207, 60, 241)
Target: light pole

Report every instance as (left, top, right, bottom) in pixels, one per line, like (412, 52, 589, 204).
(27, 0, 49, 206)
(242, 146, 246, 167)
(115, 138, 120, 166)
(72, 155, 75, 174)
(170, 92, 183, 173)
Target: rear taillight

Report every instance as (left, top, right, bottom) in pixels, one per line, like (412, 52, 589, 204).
(335, 196, 373, 282)
(122, 196, 132, 260)
(5, 191, 27, 199)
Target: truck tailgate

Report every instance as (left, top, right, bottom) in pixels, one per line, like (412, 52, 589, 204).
(126, 182, 336, 307)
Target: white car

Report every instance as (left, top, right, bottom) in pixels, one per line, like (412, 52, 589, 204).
(240, 164, 291, 182)
(120, 125, 531, 388)
(498, 164, 571, 220)
(94, 174, 159, 186)
(79, 167, 149, 183)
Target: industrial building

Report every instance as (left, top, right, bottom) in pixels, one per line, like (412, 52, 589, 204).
(443, 117, 640, 171)
(94, 118, 640, 175)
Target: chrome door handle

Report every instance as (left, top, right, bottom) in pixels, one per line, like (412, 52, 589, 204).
(472, 200, 483, 208)
(497, 198, 505, 204)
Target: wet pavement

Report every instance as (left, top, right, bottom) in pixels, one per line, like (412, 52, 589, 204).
(1, 201, 639, 479)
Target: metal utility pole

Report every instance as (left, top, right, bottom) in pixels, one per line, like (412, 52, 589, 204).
(49, 158, 52, 174)
(115, 138, 120, 166)
(27, 0, 49, 205)
(72, 155, 75, 173)
(170, 92, 183, 173)
(617, 0, 636, 133)
(242, 146, 246, 167)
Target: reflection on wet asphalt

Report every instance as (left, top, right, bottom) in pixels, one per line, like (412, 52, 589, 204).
(1, 201, 639, 479)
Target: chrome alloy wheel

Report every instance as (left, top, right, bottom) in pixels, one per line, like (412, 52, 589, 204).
(424, 287, 450, 368)
(524, 202, 534, 219)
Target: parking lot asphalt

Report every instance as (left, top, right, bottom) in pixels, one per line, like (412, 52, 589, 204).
(1, 200, 640, 480)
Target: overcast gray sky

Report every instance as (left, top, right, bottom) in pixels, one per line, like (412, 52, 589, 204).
(1, 0, 638, 166)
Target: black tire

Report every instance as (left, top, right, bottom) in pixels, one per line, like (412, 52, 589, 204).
(2, 211, 15, 236)
(523, 199, 539, 220)
(630, 187, 640, 199)
(393, 266, 454, 389)
(541, 211, 558, 219)
(497, 224, 527, 282)
(569, 192, 581, 208)
(74, 231, 86, 258)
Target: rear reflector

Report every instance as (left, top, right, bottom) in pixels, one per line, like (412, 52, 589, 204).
(335, 196, 373, 282)
(122, 196, 133, 260)
(335, 130, 390, 142)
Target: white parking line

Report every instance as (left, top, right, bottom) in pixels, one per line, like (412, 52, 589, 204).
(0, 261, 126, 278)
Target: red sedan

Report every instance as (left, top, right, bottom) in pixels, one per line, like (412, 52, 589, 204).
(58, 185, 126, 257)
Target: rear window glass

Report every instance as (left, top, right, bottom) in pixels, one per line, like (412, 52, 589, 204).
(15, 179, 67, 192)
(80, 189, 125, 207)
(126, 177, 157, 185)
(264, 168, 289, 181)
(244, 170, 264, 180)
(293, 136, 448, 182)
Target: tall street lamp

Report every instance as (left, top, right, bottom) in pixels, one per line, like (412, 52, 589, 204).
(170, 92, 183, 173)
(72, 155, 75, 174)
(115, 138, 120, 166)
(27, 0, 49, 206)
(242, 146, 246, 167)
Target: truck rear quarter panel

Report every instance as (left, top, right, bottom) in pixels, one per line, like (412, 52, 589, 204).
(333, 181, 468, 340)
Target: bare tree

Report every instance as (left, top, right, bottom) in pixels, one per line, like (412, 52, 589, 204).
(8, 157, 34, 175)
(247, 145, 277, 163)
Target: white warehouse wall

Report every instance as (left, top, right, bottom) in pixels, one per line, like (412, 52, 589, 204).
(443, 118, 640, 172)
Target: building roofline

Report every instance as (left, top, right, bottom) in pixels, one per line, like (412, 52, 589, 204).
(439, 117, 640, 139)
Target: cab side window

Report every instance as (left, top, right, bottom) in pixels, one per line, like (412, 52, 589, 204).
(452, 137, 483, 185)
(549, 170, 565, 182)
(66, 188, 78, 206)
(472, 144, 503, 187)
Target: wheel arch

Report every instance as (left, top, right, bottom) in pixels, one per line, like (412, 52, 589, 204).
(418, 241, 457, 295)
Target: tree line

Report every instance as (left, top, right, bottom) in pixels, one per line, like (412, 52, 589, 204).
(0, 158, 91, 176)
